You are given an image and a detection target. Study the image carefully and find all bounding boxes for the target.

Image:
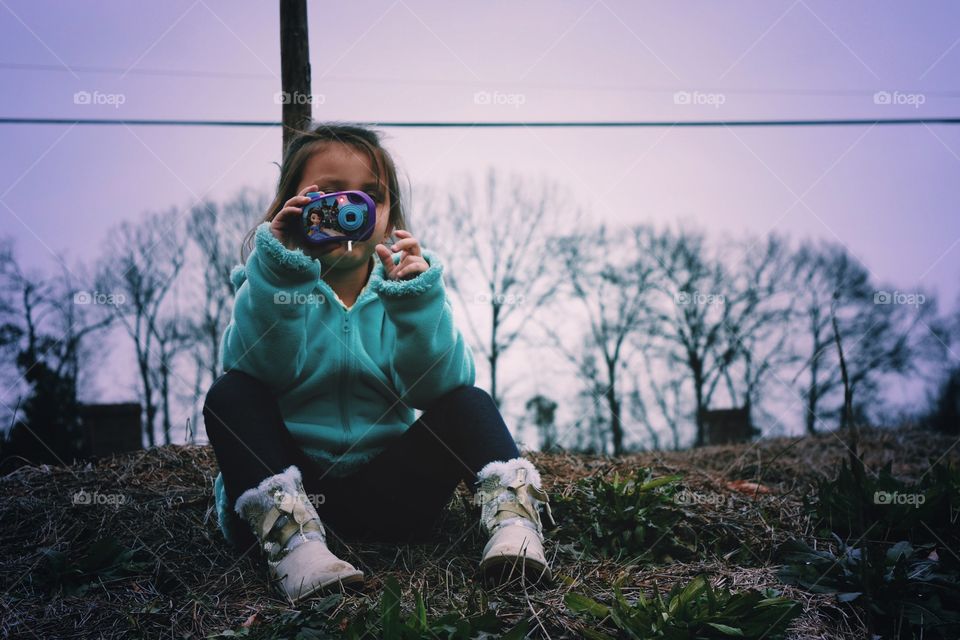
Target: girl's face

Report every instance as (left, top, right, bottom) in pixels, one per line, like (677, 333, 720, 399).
(295, 142, 394, 269)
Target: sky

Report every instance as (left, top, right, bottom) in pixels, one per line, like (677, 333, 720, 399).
(1, 0, 959, 445)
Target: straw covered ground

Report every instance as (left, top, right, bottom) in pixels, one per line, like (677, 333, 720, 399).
(1, 425, 955, 639)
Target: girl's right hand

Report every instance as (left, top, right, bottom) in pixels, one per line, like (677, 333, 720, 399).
(271, 185, 322, 250)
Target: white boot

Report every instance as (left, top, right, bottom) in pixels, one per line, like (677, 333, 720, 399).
(475, 457, 555, 584)
(234, 465, 363, 603)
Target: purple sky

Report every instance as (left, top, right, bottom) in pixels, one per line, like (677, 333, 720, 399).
(2, 1, 959, 442)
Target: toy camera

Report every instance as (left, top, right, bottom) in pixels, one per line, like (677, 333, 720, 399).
(300, 190, 377, 248)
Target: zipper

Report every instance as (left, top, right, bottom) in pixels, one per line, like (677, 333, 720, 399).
(344, 314, 353, 436)
(320, 267, 374, 453)
(338, 310, 352, 449)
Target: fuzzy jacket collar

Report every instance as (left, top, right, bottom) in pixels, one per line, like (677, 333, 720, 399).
(230, 223, 443, 307)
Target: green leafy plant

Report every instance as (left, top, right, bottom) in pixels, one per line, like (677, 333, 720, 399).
(552, 467, 693, 561)
(34, 536, 151, 597)
(207, 577, 528, 640)
(809, 456, 959, 546)
(778, 536, 960, 639)
(565, 574, 802, 639)
(371, 576, 528, 640)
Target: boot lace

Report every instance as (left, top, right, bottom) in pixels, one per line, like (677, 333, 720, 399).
(475, 467, 555, 536)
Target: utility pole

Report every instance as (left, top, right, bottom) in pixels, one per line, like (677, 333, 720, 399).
(279, 0, 312, 153)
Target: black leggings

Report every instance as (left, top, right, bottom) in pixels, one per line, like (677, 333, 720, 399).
(203, 369, 520, 548)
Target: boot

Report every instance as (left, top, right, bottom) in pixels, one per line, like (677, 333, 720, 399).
(474, 457, 555, 584)
(234, 465, 364, 603)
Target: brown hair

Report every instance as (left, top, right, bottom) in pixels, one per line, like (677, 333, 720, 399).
(241, 121, 408, 263)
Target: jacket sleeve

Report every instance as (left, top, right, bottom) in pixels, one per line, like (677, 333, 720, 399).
(218, 222, 321, 393)
(369, 249, 477, 410)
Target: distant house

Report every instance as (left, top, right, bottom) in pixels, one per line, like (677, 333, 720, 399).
(700, 405, 760, 445)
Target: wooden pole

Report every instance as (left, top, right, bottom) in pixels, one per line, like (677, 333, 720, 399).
(279, 0, 312, 153)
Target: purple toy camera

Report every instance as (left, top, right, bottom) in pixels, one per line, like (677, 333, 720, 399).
(300, 190, 377, 248)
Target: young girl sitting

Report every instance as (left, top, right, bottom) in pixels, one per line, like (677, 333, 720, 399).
(203, 122, 554, 604)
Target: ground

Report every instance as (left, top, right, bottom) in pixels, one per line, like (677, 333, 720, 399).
(0, 425, 955, 639)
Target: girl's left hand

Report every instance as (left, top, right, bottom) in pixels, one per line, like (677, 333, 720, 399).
(375, 230, 429, 281)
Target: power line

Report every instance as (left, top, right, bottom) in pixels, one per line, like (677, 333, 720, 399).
(1, 117, 959, 128)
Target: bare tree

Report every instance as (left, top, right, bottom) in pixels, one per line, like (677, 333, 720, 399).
(639, 227, 795, 446)
(430, 168, 576, 407)
(97, 209, 186, 447)
(185, 188, 267, 388)
(150, 313, 194, 445)
(564, 350, 609, 455)
(0, 239, 21, 404)
(643, 226, 735, 447)
(546, 224, 656, 455)
(841, 289, 943, 426)
(789, 240, 945, 431)
(717, 234, 796, 409)
(625, 371, 660, 451)
(789, 242, 870, 432)
(0, 239, 113, 463)
(627, 349, 688, 451)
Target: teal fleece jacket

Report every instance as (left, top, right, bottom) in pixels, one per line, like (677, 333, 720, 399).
(212, 222, 476, 541)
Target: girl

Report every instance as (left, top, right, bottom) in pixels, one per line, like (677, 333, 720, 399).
(203, 122, 555, 604)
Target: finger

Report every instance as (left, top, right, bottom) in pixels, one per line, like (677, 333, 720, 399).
(393, 229, 417, 242)
(274, 205, 305, 226)
(287, 189, 323, 208)
(375, 244, 396, 275)
(396, 254, 425, 268)
(395, 263, 427, 280)
(395, 257, 427, 279)
(389, 237, 422, 257)
(286, 188, 320, 221)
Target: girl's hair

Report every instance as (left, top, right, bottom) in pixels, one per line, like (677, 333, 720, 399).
(241, 121, 408, 263)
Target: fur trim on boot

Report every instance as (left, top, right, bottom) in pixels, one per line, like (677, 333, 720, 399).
(475, 457, 554, 584)
(234, 465, 363, 603)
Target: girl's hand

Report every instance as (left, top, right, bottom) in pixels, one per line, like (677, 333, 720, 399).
(272, 185, 321, 250)
(375, 230, 428, 281)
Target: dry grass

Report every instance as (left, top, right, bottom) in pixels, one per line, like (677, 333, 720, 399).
(0, 425, 954, 639)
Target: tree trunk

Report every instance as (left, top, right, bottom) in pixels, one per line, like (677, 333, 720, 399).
(831, 301, 853, 431)
(138, 355, 155, 448)
(806, 334, 820, 434)
(693, 368, 706, 447)
(209, 323, 220, 383)
(161, 352, 172, 446)
(489, 301, 501, 407)
(606, 359, 624, 455)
